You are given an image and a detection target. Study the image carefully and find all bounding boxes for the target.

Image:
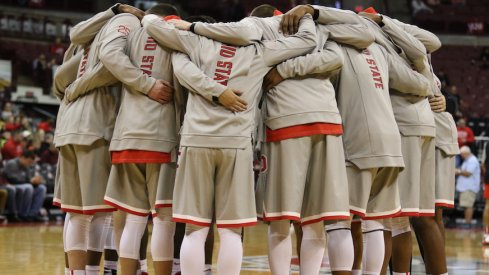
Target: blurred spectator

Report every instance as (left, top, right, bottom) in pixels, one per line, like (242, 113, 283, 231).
(2, 102, 14, 120)
(479, 47, 489, 69)
(456, 146, 481, 228)
(4, 116, 21, 131)
(3, 150, 46, 222)
(33, 54, 47, 88)
(1, 129, 25, 160)
(32, 17, 44, 36)
(0, 13, 7, 32)
(412, 0, 433, 16)
(437, 70, 450, 88)
(61, 19, 73, 41)
(441, 87, 459, 116)
(50, 37, 66, 58)
(447, 85, 461, 105)
(40, 143, 58, 166)
(457, 118, 476, 148)
(219, 0, 246, 22)
(38, 118, 54, 133)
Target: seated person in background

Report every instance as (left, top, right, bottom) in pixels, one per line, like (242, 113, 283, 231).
(3, 150, 46, 222)
(0, 188, 6, 222)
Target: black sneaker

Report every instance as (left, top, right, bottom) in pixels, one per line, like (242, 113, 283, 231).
(103, 267, 117, 275)
(6, 214, 22, 223)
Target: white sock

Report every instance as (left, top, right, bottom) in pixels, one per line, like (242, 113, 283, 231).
(268, 220, 292, 275)
(181, 226, 209, 275)
(64, 267, 70, 275)
(151, 217, 175, 261)
(104, 260, 117, 270)
(300, 223, 326, 275)
(171, 258, 180, 274)
(139, 259, 148, 272)
(352, 270, 362, 275)
(327, 228, 354, 272)
(204, 264, 212, 274)
(393, 272, 410, 275)
(119, 214, 148, 260)
(362, 220, 385, 274)
(85, 265, 99, 275)
(71, 271, 85, 275)
(216, 228, 243, 275)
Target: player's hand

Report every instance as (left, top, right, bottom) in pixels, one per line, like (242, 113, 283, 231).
(429, 95, 446, 113)
(147, 80, 174, 104)
(168, 19, 192, 31)
(281, 5, 314, 35)
(358, 12, 382, 24)
(218, 89, 247, 112)
(118, 4, 145, 20)
(263, 67, 284, 91)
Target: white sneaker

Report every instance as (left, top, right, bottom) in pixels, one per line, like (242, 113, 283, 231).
(483, 234, 489, 245)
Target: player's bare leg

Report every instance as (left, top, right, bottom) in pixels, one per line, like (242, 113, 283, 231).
(113, 210, 126, 250)
(204, 225, 215, 274)
(410, 216, 447, 274)
(293, 221, 303, 260)
(390, 217, 412, 274)
(350, 220, 363, 274)
(464, 206, 474, 225)
(435, 208, 446, 243)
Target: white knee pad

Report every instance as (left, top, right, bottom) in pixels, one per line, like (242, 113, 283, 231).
(104, 219, 116, 251)
(65, 213, 93, 252)
(63, 213, 70, 252)
(361, 220, 384, 233)
(119, 214, 148, 260)
(390, 217, 411, 237)
(326, 226, 354, 271)
(88, 212, 112, 252)
(151, 216, 175, 261)
(325, 220, 351, 232)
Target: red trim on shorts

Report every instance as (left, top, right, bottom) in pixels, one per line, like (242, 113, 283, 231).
(266, 123, 343, 142)
(262, 215, 301, 222)
(216, 221, 257, 228)
(399, 211, 435, 217)
(351, 209, 402, 220)
(52, 201, 61, 207)
(60, 207, 116, 215)
(484, 183, 489, 199)
(435, 202, 455, 208)
(154, 203, 172, 209)
(172, 217, 212, 227)
(301, 215, 350, 225)
(103, 199, 149, 217)
(111, 150, 171, 164)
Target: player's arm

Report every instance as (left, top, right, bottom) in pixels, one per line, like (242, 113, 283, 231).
(262, 14, 317, 67)
(64, 63, 119, 102)
(172, 17, 263, 46)
(323, 23, 374, 50)
(280, 5, 364, 35)
(53, 49, 83, 100)
(392, 18, 441, 53)
(387, 52, 430, 97)
(69, 5, 117, 45)
(172, 52, 247, 112)
(380, 16, 427, 68)
(142, 15, 197, 55)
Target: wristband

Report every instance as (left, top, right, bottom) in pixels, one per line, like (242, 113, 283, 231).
(190, 23, 196, 33)
(212, 96, 219, 104)
(111, 4, 120, 15)
(378, 15, 385, 27)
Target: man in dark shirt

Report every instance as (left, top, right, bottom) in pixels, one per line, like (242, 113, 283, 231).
(3, 150, 46, 222)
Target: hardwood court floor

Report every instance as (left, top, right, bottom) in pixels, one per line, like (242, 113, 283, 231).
(1, 222, 488, 274)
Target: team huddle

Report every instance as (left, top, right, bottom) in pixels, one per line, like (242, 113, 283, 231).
(52, 3, 458, 275)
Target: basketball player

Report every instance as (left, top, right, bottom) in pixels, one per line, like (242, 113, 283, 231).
(358, 9, 447, 275)
(168, 6, 381, 273)
(483, 144, 489, 245)
(53, 4, 168, 274)
(142, 13, 317, 274)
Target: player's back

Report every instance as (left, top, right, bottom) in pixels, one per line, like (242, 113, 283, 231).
(110, 27, 178, 153)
